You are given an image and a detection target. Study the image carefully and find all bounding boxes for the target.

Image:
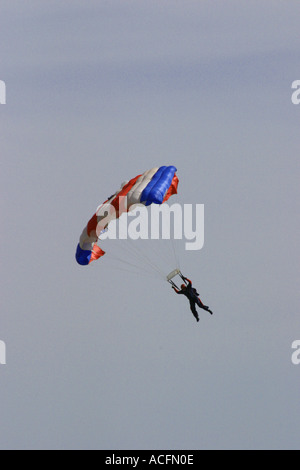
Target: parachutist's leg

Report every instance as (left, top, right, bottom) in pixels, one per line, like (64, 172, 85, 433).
(189, 300, 200, 322)
(196, 297, 205, 308)
(196, 297, 213, 314)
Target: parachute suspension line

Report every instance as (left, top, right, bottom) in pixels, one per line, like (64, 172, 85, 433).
(148, 238, 177, 269)
(167, 278, 184, 290)
(115, 206, 181, 278)
(171, 236, 181, 271)
(120, 236, 166, 278)
(106, 265, 160, 280)
(106, 251, 151, 273)
(110, 216, 167, 279)
(101, 234, 166, 279)
(104, 252, 163, 280)
(100, 235, 163, 278)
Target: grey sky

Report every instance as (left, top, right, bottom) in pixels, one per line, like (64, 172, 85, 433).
(1, 1, 299, 450)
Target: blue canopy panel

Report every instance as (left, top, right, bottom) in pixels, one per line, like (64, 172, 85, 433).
(75, 243, 92, 266)
(141, 165, 177, 206)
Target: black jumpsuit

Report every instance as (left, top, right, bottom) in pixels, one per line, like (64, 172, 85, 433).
(175, 280, 213, 321)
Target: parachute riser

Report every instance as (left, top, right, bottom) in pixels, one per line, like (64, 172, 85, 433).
(166, 268, 187, 290)
(168, 279, 179, 289)
(179, 273, 188, 285)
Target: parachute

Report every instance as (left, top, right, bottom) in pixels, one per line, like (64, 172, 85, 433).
(76, 166, 179, 266)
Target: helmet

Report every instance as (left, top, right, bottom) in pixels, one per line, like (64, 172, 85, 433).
(181, 284, 186, 290)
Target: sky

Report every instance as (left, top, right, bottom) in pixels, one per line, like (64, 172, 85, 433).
(0, 0, 299, 450)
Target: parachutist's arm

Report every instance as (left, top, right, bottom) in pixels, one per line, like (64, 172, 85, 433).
(172, 286, 181, 294)
(184, 277, 192, 286)
(181, 274, 192, 285)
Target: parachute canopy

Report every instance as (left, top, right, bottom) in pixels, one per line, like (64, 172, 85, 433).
(76, 166, 179, 266)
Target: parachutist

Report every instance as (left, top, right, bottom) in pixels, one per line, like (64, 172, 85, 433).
(172, 276, 213, 322)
